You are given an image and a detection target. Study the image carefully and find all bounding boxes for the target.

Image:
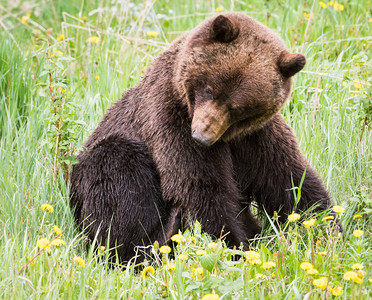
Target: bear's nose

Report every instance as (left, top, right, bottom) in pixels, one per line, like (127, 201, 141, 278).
(191, 130, 214, 147)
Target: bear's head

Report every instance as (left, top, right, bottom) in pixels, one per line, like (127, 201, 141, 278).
(174, 13, 306, 146)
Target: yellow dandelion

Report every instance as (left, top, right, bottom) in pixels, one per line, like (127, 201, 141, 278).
(37, 238, 51, 249)
(100, 246, 105, 251)
(171, 234, 186, 243)
(333, 3, 344, 11)
(196, 249, 207, 256)
(41, 203, 54, 213)
(208, 242, 217, 249)
(159, 245, 171, 254)
(332, 205, 345, 214)
(163, 263, 176, 271)
(332, 286, 343, 296)
(369, 278, 372, 283)
(250, 258, 262, 265)
(21, 15, 30, 24)
(201, 294, 219, 300)
(88, 36, 100, 43)
(191, 267, 203, 280)
(342, 81, 347, 86)
(353, 81, 363, 89)
(353, 230, 363, 238)
(327, 1, 334, 5)
(142, 266, 155, 279)
(178, 254, 188, 261)
(307, 268, 319, 275)
(352, 263, 363, 270)
(353, 214, 362, 219)
(357, 270, 366, 278)
(245, 250, 260, 260)
(318, 251, 327, 256)
(95, 75, 99, 80)
(300, 262, 313, 270)
(303, 12, 311, 19)
(215, 6, 223, 12)
(287, 213, 301, 222)
(83, 16, 87, 21)
(262, 261, 276, 270)
(146, 30, 159, 38)
(56, 34, 64, 41)
(369, 18, 372, 23)
(313, 277, 328, 290)
(73, 256, 86, 267)
(322, 216, 334, 221)
(319, 1, 327, 8)
(53, 225, 62, 235)
(255, 273, 265, 279)
(51, 238, 65, 247)
(344, 271, 359, 281)
(53, 50, 63, 56)
(316, 240, 322, 245)
(303, 218, 316, 228)
(188, 236, 196, 244)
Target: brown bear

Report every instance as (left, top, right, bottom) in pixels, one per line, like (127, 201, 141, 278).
(70, 12, 332, 262)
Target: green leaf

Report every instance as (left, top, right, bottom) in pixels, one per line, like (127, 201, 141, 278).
(200, 254, 217, 272)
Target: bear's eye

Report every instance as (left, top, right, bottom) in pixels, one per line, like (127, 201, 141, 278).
(205, 87, 214, 100)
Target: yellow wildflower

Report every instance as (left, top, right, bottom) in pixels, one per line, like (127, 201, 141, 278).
(41, 203, 54, 213)
(201, 294, 219, 300)
(322, 216, 334, 221)
(303, 12, 312, 19)
(56, 34, 64, 41)
(332, 205, 345, 213)
(255, 273, 265, 279)
(208, 242, 217, 249)
(307, 268, 319, 275)
(369, 18, 372, 23)
(245, 250, 260, 260)
(353, 80, 363, 89)
(313, 277, 328, 290)
(163, 263, 176, 271)
(351, 263, 363, 270)
(333, 2, 344, 11)
(353, 214, 362, 219)
(303, 218, 316, 228)
(37, 238, 51, 249)
(159, 245, 171, 254)
(51, 238, 65, 247)
(100, 246, 105, 251)
(142, 266, 155, 279)
(316, 240, 321, 245)
(287, 213, 301, 222)
(196, 249, 207, 256)
(146, 30, 159, 38)
(357, 270, 366, 278)
(353, 230, 363, 238)
(250, 258, 262, 265)
(178, 254, 188, 261)
(344, 271, 363, 283)
(369, 278, 372, 283)
(319, 1, 327, 8)
(21, 14, 30, 24)
(53, 225, 62, 235)
(327, 1, 334, 6)
(95, 75, 99, 80)
(88, 36, 100, 43)
(300, 262, 313, 270)
(54, 50, 63, 56)
(191, 267, 204, 280)
(332, 286, 343, 296)
(73, 256, 86, 267)
(342, 81, 347, 86)
(171, 234, 185, 243)
(215, 6, 223, 12)
(188, 236, 196, 244)
(262, 261, 276, 270)
(318, 251, 327, 256)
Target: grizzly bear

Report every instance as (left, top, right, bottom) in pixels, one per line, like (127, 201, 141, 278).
(70, 13, 332, 262)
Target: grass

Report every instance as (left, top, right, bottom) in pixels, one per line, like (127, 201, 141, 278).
(0, 0, 371, 298)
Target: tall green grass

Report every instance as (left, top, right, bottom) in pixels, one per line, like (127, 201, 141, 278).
(0, 0, 371, 298)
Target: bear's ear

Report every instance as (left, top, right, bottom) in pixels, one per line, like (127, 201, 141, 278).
(278, 50, 306, 77)
(210, 15, 240, 43)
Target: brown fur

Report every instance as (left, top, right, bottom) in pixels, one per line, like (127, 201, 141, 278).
(70, 13, 331, 263)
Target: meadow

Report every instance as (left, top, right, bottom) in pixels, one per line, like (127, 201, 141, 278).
(0, 0, 371, 298)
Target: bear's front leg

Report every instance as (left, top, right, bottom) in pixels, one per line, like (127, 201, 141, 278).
(231, 114, 332, 221)
(152, 139, 249, 248)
